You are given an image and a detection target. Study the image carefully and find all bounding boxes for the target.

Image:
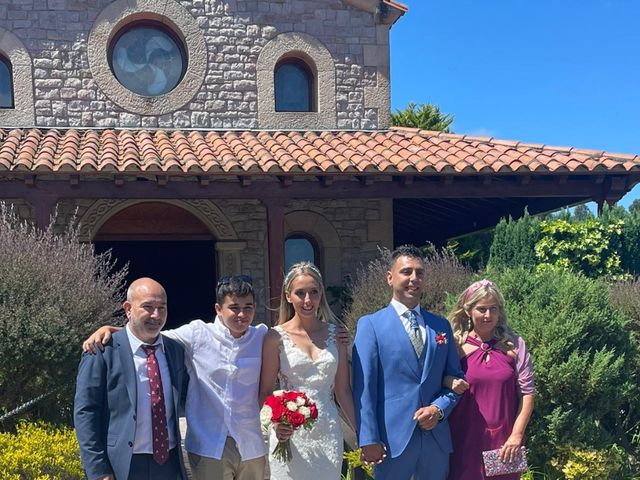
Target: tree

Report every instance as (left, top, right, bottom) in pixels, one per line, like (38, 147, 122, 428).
(629, 199, 640, 214)
(390, 102, 454, 132)
(535, 217, 627, 279)
(487, 210, 540, 272)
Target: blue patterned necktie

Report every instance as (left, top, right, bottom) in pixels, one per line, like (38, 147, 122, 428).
(406, 309, 424, 357)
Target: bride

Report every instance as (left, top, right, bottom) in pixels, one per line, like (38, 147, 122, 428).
(259, 262, 356, 480)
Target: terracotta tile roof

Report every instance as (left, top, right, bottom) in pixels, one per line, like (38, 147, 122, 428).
(0, 127, 638, 176)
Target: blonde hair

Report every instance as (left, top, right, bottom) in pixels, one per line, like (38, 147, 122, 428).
(447, 280, 516, 351)
(278, 262, 339, 325)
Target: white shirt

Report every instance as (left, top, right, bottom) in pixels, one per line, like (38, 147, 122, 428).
(163, 318, 268, 460)
(125, 325, 177, 454)
(390, 298, 426, 340)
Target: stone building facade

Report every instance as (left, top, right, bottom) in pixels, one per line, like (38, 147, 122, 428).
(0, 0, 404, 323)
(1, 0, 397, 130)
(2, 0, 637, 324)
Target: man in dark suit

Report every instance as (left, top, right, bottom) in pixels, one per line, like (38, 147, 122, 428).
(74, 277, 187, 480)
(352, 245, 464, 480)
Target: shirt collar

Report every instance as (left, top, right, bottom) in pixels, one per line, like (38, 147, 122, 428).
(390, 298, 422, 319)
(212, 315, 250, 341)
(125, 323, 165, 355)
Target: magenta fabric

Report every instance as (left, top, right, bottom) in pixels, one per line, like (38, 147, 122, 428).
(448, 336, 520, 480)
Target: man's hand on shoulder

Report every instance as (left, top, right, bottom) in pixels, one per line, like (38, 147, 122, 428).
(82, 326, 121, 354)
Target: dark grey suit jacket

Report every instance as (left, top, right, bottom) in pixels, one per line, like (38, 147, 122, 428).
(74, 328, 187, 480)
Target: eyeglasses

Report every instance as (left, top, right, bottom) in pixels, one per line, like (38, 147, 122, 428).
(217, 275, 252, 288)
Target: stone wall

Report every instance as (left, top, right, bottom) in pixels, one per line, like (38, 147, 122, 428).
(13, 196, 392, 322)
(0, 0, 391, 130)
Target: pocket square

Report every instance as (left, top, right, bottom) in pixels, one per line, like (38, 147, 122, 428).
(482, 446, 527, 477)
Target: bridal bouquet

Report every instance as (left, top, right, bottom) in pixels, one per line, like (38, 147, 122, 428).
(260, 389, 318, 462)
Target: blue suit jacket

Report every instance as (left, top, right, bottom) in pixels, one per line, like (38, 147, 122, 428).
(352, 304, 464, 458)
(74, 329, 187, 480)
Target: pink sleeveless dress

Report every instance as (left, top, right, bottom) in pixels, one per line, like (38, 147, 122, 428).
(448, 336, 522, 480)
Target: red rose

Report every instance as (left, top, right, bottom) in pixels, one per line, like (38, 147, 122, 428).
(264, 395, 281, 409)
(288, 411, 305, 428)
(269, 401, 286, 422)
(309, 403, 318, 419)
(283, 391, 299, 402)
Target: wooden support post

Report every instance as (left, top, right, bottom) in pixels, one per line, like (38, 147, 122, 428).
(264, 198, 287, 326)
(31, 194, 59, 231)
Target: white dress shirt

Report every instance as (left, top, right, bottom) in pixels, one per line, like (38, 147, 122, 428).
(390, 298, 426, 340)
(163, 318, 268, 461)
(125, 325, 177, 454)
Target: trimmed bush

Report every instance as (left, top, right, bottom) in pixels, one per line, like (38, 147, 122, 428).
(493, 268, 640, 477)
(0, 421, 83, 479)
(0, 205, 127, 426)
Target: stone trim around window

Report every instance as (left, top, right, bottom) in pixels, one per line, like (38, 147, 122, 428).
(257, 32, 337, 130)
(284, 210, 341, 287)
(0, 28, 35, 127)
(87, 0, 207, 116)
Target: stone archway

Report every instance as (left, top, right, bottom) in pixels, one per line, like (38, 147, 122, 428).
(80, 199, 246, 327)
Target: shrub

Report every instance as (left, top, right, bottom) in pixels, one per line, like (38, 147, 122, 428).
(619, 209, 640, 276)
(0, 204, 127, 427)
(487, 210, 540, 272)
(0, 421, 83, 479)
(493, 268, 640, 475)
(342, 246, 472, 333)
(535, 217, 627, 279)
(550, 444, 625, 480)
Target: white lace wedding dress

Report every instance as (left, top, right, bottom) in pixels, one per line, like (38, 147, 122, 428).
(269, 323, 343, 480)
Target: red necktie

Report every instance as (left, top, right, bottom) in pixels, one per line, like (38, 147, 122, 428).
(142, 344, 170, 465)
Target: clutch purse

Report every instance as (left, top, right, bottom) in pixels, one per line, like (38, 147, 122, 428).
(482, 446, 528, 477)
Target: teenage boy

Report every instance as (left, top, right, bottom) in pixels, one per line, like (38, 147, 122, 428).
(83, 276, 267, 480)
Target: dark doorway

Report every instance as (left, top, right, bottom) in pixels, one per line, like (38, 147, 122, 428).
(94, 240, 216, 329)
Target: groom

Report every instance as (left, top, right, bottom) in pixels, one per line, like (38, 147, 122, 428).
(352, 245, 464, 480)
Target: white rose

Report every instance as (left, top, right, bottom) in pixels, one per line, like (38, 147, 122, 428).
(299, 406, 310, 418)
(286, 401, 298, 411)
(273, 390, 284, 397)
(296, 397, 305, 406)
(260, 405, 272, 428)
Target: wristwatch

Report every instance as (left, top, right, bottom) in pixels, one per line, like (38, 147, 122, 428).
(433, 405, 444, 421)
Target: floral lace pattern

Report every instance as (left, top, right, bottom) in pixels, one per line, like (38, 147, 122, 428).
(269, 323, 342, 479)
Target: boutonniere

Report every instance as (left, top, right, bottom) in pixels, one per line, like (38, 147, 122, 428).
(435, 332, 447, 345)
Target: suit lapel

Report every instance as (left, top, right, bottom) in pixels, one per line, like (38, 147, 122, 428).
(115, 329, 137, 409)
(162, 337, 181, 415)
(420, 307, 437, 382)
(385, 305, 422, 378)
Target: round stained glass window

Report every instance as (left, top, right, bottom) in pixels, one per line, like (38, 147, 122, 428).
(111, 24, 186, 96)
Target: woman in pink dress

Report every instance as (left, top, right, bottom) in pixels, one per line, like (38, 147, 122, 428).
(446, 280, 535, 480)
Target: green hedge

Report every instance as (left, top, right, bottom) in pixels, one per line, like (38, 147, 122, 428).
(493, 268, 639, 478)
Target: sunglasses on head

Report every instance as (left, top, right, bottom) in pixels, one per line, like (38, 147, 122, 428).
(217, 275, 252, 288)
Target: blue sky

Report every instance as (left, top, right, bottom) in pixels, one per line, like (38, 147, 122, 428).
(389, 0, 640, 208)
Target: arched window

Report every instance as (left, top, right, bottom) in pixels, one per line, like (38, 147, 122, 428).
(109, 22, 187, 96)
(285, 234, 318, 272)
(0, 55, 13, 108)
(274, 58, 315, 112)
